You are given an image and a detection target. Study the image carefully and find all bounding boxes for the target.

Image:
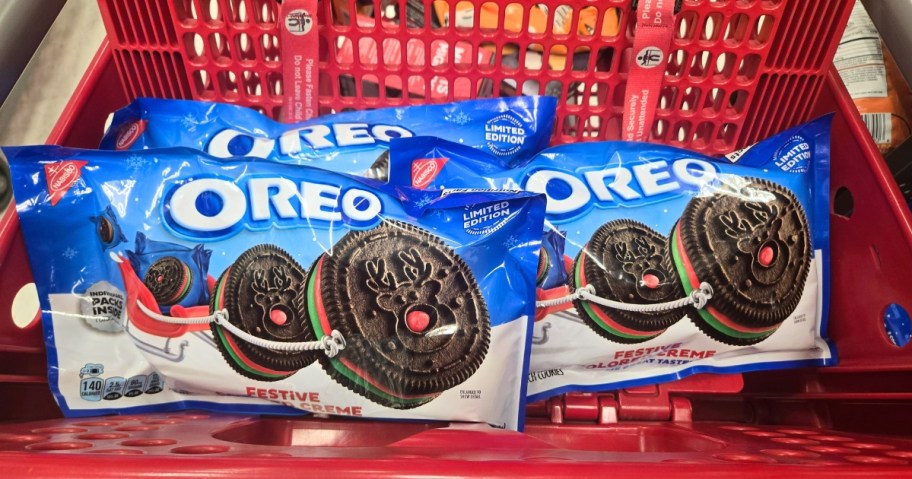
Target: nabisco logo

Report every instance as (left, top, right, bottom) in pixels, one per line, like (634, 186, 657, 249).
(411, 158, 447, 190)
(115, 120, 146, 150)
(44, 160, 88, 206)
(51, 165, 76, 189)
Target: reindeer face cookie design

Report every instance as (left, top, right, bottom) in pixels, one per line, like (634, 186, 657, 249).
(614, 235, 678, 302)
(670, 177, 811, 345)
(719, 201, 790, 286)
(365, 248, 453, 352)
(251, 265, 301, 338)
(571, 219, 685, 344)
(310, 221, 490, 409)
(210, 245, 316, 381)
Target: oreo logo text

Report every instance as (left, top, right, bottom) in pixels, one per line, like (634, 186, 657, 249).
(207, 123, 414, 159)
(522, 158, 718, 220)
(164, 177, 383, 240)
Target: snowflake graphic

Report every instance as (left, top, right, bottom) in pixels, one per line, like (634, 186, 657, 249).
(478, 162, 499, 174)
(503, 235, 520, 249)
(62, 247, 78, 260)
(126, 154, 147, 171)
(413, 195, 434, 208)
(181, 113, 199, 132)
(447, 110, 472, 126)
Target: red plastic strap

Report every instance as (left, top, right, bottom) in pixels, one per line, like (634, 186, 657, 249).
(279, 0, 319, 122)
(622, 0, 675, 142)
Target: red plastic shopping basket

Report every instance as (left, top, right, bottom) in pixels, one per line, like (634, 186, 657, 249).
(95, 0, 852, 154)
(4, 0, 912, 476)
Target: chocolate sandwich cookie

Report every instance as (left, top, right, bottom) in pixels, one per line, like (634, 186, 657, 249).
(144, 257, 193, 306)
(536, 246, 550, 286)
(210, 245, 317, 381)
(669, 177, 811, 345)
(92, 206, 126, 250)
(365, 150, 390, 181)
(571, 220, 685, 344)
(97, 217, 114, 245)
(309, 221, 489, 409)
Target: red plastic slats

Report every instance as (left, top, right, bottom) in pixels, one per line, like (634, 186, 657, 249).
(95, 0, 852, 155)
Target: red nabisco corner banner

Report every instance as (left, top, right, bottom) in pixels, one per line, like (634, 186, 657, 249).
(411, 158, 448, 189)
(622, 0, 675, 142)
(44, 160, 87, 206)
(280, 0, 319, 122)
(115, 120, 147, 150)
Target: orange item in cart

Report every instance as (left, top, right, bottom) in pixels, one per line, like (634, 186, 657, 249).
(432, 3, 619, 56)
(853, 44, 912, 154)
(834, 2, 912, 154)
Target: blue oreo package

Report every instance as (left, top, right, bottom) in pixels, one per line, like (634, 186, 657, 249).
(100, 96, 557, 180)
(5, 145, 546, 430)
(388, 116, 836, 401)
(537, 230, 569, 290)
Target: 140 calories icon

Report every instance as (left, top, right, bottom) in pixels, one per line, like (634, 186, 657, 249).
(79, 364, 104, 402)
(79, 363, 164, 402)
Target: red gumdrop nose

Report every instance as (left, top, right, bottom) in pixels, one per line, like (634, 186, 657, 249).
(759, 245, 775, 267)
(270, 308, 288, 326)
(642, 273, 660, 289)
(406, 310, 430, 333)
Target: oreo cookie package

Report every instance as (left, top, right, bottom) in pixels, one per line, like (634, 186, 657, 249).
(100, 96, 556, 180)
(5, 145, 546, 430)
(388, 116, 835, 401)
